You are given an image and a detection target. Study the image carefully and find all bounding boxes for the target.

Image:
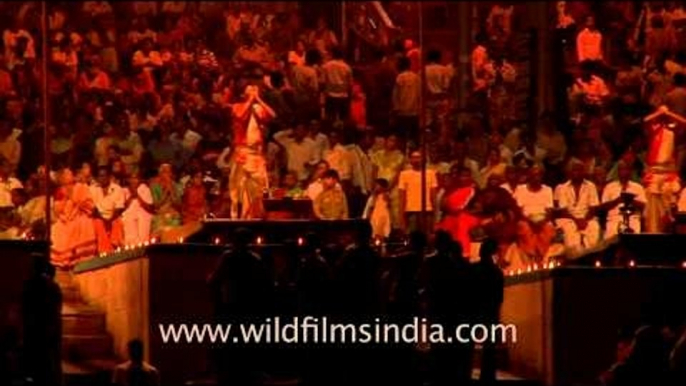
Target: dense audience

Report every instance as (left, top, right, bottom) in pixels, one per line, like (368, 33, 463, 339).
(0, 2, 686, 272)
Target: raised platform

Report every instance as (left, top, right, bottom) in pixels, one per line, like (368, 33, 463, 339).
(502, 266, 686, 386)
(188, 218, 368, 245)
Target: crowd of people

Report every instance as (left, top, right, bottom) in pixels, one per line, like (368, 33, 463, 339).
(0, 2, 686, 270)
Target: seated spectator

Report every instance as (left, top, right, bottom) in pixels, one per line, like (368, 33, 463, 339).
(554, 161, 601, 254)
(513, 165, 556, 262)
(602, 161, 646, 239)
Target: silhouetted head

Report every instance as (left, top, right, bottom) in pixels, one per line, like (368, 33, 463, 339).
(234, 228, 254, 250)
(408, 231, 427, 252)
(435, 230, 461, 259)
(30, 252, 54, 279)
(357, 222, 373, 245)
(479, 238, 498, 264)
(127, 339, 144, 364)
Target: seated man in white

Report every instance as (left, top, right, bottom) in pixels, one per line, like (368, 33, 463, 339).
(601, 160, 646, 239)
(554, 160, 601, 255)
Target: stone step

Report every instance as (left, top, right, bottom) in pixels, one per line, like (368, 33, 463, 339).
(61, 284, 83, 303)
(63, 312, 106, 335)
(63, 359, 118, 386)
(62, 302, 103, 316)
(63, 334, 113, 360)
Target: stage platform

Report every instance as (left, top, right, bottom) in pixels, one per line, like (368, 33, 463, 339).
(188, 218, 368, 245)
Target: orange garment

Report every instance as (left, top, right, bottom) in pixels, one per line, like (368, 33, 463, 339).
(436, 187, 476, 252)
(350, 86, 367, 128)
(516, 220, 556, 261)
(51, 183, 97, 267)
(0, 70, 14, 96)
(93, 217, 124, 253)
(77, 70, 111, 92)
(182, 185, 207, 223)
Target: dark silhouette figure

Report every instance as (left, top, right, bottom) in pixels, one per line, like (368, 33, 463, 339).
(331, 223, 382, 385)
(603, 325, 672, 386)
(380, 230, 428, 386)
(112, 339, 160, 386)
(296, 232, 333, 386)
(424, 231, 475, 386)
(208, 228, 274, 386)
(297, 232, 332, 315)
(473, 238, 505, 384)
(21, 254, 62, 386)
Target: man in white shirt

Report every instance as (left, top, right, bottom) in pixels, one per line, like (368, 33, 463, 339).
(513, 165, 556, 260)
(554, 161, 601, 254)
(323, 131, 353, 184)
(576, 15, 603, 63)
(321, 46, 353, 121)
(273, 124, 320, 183)
(91, 167, 125, 253)
(398, 151, 438, 233)
(602, 161, 646, 239)
(122, 172, 153, 245)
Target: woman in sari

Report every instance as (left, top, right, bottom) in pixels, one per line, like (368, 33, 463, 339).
(150, 163, 183, 238)
(51, 168, 96, 268)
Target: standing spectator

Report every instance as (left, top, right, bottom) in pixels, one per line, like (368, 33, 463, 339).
(576, 15, 604, 64)
(150, 163, 183, 238)
(425, 49, 451, 133)
(308, 17, 338, 59)
(554, 161, 601, 255)
(91, 166, 125, 253)
(513, 165, 556, 262)
(321, 46, 353, 122)
(313, 169, 348, 220)
(473, 238, 504, 384)
(392, 57, 420, 145)
(601, 161, 646, 239)
(362, 178, 392, 240)
(182, 169, 207, 224)
(22, 255, 62, 386)
(398, 151, 438, 233)
(51, 168, 97, 268)
(274, 124, 320, 184)
(665, 73, 686, 116)
(122, 171, 153, 245)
